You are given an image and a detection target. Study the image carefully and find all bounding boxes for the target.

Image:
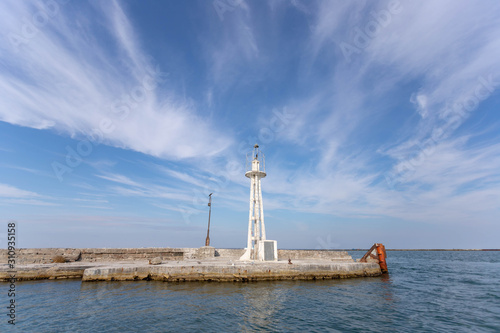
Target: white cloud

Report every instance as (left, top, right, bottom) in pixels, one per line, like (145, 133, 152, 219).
(0, 183, 60, 207)
(366, 0, 500, 132)
(0, 1, 233, 160)
(202, 2, 260, 89)
(0, 164, 48, 177)
(97, 172, 199, 204)
(96, 173, 143, 188)
(1, 0, 499, 241)
(158, 167, 206, 188)
(0, 183, 40, 198)
(255, 0, 500, 223)
(3, 199, 59, 206)
(411, 93, 428, 119)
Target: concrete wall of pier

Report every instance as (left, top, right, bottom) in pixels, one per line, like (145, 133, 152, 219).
(0, 247, 352, 264)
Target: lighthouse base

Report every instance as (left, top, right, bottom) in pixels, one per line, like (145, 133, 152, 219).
(239, 240, 278, 261)
(239, 247, 251, 261)
(258, 240, 278, 261)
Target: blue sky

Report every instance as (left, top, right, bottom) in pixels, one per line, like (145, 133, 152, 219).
(1, 0, 499, 249)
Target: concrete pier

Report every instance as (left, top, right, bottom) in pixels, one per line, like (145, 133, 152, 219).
(0, 247, 383, 282)
(81, 260, 381, 282)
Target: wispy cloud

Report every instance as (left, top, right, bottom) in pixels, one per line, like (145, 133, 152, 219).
(97, 172, 199, 204)
(241, 0, 500, 226)
(0, 1, 233, 160)
(3, 199, 59, 207)
(157, 166, 207, 188)
(96, 173, 143, 188)
(0, 183, 60, 206)
(77, 205, 113, 210)
(1, 1, 499, 248)
(202, 1, 260, 90)
(0, 183, 40, 198)
(0, 163, 48, 176)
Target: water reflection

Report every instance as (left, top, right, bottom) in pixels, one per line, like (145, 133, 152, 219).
(379, 273, 395, 302)
(239, 282, 289, 331)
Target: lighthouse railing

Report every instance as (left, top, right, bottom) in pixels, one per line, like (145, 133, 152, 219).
(245, 151, 265, 173)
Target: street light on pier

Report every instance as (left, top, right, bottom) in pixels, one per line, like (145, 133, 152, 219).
(205, 193, 213, 246)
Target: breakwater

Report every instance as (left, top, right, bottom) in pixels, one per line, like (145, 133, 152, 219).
(0, 247, 355, 264)
(0, 247, 381, 282)
(82, 261, 381, 282)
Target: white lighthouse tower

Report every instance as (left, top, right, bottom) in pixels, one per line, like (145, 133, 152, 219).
(240, 144, 277, 261)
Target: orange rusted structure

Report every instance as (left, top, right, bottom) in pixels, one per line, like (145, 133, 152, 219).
(360, 243, 388, 273)
(375, 243, 388, 273)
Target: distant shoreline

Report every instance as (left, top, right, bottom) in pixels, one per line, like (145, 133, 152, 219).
(343, 249, 500, 251)
(277, 248, 500, 251)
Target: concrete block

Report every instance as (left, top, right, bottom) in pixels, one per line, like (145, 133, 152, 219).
(197, 246, 215, 259)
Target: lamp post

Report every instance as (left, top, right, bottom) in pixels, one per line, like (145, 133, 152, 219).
(205, 193, 213, 246)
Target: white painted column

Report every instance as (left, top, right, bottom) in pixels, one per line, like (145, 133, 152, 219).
(242, 172, 255, 260)
(258, 178, 266, 240)
(254, 175, 260, 259)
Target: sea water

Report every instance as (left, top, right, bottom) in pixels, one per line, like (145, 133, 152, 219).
(2, 251, 500, 332)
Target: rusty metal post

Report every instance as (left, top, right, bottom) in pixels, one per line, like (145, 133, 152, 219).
(205, 193, 213, 246)
(376, 243, 388, 273)
(360, 243, 389, 273)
